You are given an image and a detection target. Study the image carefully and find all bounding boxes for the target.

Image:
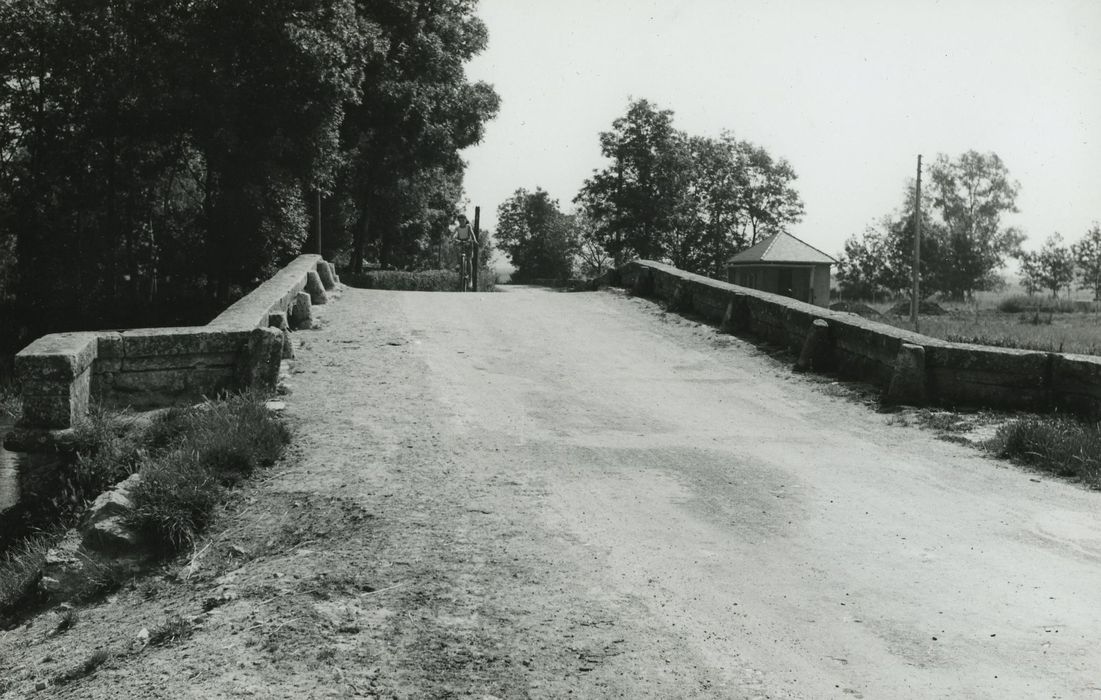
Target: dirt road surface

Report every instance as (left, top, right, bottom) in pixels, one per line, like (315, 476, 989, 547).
(5, 285, 1101, 699)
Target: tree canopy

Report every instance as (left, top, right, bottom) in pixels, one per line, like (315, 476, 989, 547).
(837, 151, 1023, 301)
(495, 188, 578, 281)
(574, 99, 803, 278)
(0, 0, 498, 350)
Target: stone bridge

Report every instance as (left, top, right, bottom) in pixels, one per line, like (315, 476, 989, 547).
(4, 258, 1101, 696)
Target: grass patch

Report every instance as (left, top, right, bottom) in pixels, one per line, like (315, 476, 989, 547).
(127, 393, 290, 557)
(883, 314, 1101, 356)
(992, 416, 1101, 486)
(342, 268, 495, 292)
(148, 614, 193, 647)
(53, 607, 77, 634)
(52, 648, 112, 687)
(0, 534, 51, 614)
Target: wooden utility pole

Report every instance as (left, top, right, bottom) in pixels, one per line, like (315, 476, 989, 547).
(316, 190, 322, 256)
(472, 206, 481, 292)
(911, 155, 922, 330)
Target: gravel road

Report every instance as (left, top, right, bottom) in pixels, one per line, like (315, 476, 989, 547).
(5, 284, 1100, 699)
(324, 285, 1101, 699)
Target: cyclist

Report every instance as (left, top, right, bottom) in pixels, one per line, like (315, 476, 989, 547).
(451, 215, 478, 290)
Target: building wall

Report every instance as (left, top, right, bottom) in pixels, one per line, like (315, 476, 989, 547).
(730, 264, 829, 308)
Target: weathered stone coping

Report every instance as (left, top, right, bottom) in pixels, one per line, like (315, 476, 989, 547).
(6, 255, 339, 446)
(614, 260, 1101, 418)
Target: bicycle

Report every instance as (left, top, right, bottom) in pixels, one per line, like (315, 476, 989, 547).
(458, 241, 472, 292)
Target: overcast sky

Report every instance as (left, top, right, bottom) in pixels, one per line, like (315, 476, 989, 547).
(461, 0, 1101, 259)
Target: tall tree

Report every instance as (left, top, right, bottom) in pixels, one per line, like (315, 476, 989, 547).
(1028, 233, 1076, 298)
(341, 0, 499, 272)
(576, 100, 803, 276)
(495, 188, 577, 281)
(928, 151, 1023, 299)
(575, 99, 686, 265)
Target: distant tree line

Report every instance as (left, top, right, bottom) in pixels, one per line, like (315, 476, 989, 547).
(836, 151, 1025, 301)
(0, 0, 498, 349)
(837, 151, 1099, 302)
(495, 99, 805, 282)
(1018, 225, 1101, 300)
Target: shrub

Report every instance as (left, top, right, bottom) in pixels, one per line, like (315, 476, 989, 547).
(343, 269, 458, 291)
(342, 268, 496, 292)
(992, 417, 1101, 486)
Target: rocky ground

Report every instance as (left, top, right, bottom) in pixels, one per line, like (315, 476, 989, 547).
(2, 285, 1100, 699)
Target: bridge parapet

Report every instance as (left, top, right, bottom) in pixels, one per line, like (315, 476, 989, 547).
(6, 255, 338, 447)
(619, 260, 1101, 419)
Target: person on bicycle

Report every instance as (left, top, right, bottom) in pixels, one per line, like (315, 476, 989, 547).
(452, 215, 478, 289)
(452, 215, 477, 247)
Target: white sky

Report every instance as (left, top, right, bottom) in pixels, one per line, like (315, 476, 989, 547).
(461, 0, 1101, 259)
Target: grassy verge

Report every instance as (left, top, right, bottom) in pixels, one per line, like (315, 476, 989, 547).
(127, 394, 290, 556)
(991, 416, 1101, 486)
(0, 393, 290, 613)
(342, 268, 495, 292)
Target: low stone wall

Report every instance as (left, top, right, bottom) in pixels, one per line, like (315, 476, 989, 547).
(7, 256, 339, 443)
(614, 260, 1101, 418)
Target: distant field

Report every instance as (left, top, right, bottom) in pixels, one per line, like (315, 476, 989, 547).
(881, 313, 1101, 356)
(866, 291, 1101, 356)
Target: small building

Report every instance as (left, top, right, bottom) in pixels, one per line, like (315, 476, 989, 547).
(726, 232, 836, 307)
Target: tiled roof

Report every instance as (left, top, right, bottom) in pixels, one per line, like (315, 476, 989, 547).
(728, 232, 837, 265)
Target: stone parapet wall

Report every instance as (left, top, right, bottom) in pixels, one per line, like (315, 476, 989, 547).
(616, 260, 1101, 418)
(8, 255, 336, 440)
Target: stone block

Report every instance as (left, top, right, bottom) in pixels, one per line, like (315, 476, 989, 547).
(238, 327, 284, 391)
(95, 332, 124, 359)
(668, 281, 692, 313)
(281, 328, 295, 360)
(120, 328, 249, 359)
(306, 270, 329, 305)
(20, 366, 91, 429)
(316, 260, 336, 290)
(120, 352, 238, 373)
(105, 367, 237, 408)
(885, 343, 928, 406)
(289, 291, 313, 330)
(268, 311, 289, 331)
(15, 332, 98, 382)
(794, 319, 833, 373)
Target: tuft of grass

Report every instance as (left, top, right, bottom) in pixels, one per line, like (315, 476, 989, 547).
(0, 534, 50, 613)
(128, 452, 220, 556)
(54, 608, 77, 634)
(189, 395, 291, 486)
(52, 648, 112, 686)
(148, 614, 193, 647)
(992, 416, 1101, 486)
